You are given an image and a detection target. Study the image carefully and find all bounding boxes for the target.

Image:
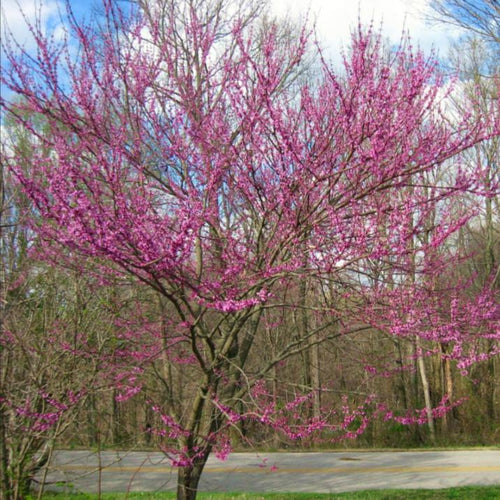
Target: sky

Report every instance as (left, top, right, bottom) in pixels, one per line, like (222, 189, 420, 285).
(270, 0, 461, 57)
(1, 0, 462, 59)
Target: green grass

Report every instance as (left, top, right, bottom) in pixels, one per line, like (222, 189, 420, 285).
(34, 485, 500, 499)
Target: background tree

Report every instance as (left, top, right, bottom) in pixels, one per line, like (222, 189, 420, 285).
(428, 0, 499, 51)
(427, 0, 499, 437)
(0, 116, 125, 499)
(1, 0, 499, 498)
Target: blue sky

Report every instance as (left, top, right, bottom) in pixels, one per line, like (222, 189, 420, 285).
(1, 0, 462, 58)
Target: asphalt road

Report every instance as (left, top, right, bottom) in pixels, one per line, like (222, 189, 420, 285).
(43, 449, 500, 494)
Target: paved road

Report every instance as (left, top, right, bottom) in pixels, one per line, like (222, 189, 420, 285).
(43, 449, 500, 494)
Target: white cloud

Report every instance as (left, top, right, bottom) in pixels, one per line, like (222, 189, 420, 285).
(270, 0, 463, 60)
(1, 0, 63, 50)
(1, 0, 460, 57)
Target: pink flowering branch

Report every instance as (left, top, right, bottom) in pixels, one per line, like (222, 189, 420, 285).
(1, 0, 499, 497)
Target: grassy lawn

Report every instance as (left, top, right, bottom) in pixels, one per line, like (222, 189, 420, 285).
(35, 485, 500, 499)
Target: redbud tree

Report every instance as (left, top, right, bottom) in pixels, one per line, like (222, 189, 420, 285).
(1, 0, 499, 497)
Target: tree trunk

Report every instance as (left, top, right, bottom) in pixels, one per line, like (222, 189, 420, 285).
(485, 341, 497, 421)
(176, 457, 208, 500)
(0, 405, 10, 499)
(310, 341, 321, 418)
(416, 337, 436, 442)
(0, 163, 11, 499)
(483, 189, 497, 422)
(10, 470, 32, 500)
(439, 343, 454, 434)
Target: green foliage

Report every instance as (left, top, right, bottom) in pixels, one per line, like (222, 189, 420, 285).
(32, 485, 500, 499)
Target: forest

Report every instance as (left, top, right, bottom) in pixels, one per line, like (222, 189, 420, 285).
(0, 0, 498, 498)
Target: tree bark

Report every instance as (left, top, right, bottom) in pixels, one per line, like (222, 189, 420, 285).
(176, 454, 209, 500)
(0, 162, 11, 499)
(439, 343, 454, 434)
(0, 407, 11, 500)
(416, 337, 436, 442)
(310, 341, 321, 419)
